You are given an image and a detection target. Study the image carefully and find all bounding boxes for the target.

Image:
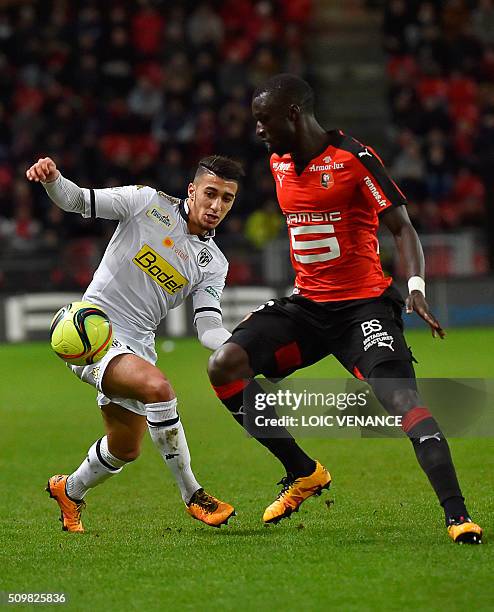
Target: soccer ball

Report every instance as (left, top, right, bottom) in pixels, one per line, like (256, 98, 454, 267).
(50, 301, 113, 366)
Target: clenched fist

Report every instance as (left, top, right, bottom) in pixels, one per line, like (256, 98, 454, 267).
(26, 157, 60, 183)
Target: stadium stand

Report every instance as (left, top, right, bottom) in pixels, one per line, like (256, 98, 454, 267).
(2, 0, 493, 293)
(382, 0, 494, 270)
(0, 0, 312, 291)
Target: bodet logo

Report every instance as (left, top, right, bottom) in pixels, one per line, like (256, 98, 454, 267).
(133, 244, 188, 294)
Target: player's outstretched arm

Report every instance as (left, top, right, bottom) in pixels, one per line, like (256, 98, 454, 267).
(28, 158, 143, 220)
(382, 206, 445, 339)
(26, 157, 87, 214)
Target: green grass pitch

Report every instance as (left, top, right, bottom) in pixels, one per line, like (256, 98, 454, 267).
(1, 327, 493, 611)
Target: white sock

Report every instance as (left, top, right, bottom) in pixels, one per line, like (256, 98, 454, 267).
(146, 399, 201, 504)
(66, 436, 127, 500)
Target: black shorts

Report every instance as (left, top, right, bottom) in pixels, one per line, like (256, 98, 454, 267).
(226, 285, 413, 379)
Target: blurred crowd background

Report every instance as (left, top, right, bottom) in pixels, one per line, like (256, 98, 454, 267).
(383, 0, 494, 273)
(0, 0, 493, 292)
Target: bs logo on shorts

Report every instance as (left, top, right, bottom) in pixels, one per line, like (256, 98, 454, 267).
(133, 244, 188, 294)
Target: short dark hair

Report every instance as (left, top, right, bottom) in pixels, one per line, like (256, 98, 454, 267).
(253, 73, 315, 113)
(195, 155, 245, 183)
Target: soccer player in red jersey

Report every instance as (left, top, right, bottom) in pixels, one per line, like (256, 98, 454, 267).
(208, 74, 482, 544)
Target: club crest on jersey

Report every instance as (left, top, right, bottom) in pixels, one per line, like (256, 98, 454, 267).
(146, 207, 177, 231)
(197, 247, 213, 267)
(321, 172, 334, 189)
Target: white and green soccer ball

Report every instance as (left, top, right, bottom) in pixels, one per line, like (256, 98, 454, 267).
(50, 301, 113, 366)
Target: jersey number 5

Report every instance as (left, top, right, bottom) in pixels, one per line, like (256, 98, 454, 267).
(289, 225, 341, 263)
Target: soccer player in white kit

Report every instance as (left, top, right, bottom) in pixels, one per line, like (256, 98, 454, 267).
(26, 155, 243, 531)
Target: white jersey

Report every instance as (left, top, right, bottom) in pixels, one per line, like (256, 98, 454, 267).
(78, 185, 228, 344)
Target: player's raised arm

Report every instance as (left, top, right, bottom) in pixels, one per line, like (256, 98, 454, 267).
(381, 206, 445, 339)
(26, 156, 146, 220)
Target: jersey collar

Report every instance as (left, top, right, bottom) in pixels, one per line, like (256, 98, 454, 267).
(179, 199, 215, 242)
(275, 130, 341, 176)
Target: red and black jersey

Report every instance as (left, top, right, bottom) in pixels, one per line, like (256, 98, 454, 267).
(270, 130, 407, 302)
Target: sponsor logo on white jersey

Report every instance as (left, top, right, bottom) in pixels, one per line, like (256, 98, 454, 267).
(197, 247, 213, 267)
(146, 207, 177, 230)
(157, 190, 181, 206)
(133, 244, 188, 294)
(205, 286, 221, 301)
(173, 245, 189, 262)
(363, 176, 388, 208)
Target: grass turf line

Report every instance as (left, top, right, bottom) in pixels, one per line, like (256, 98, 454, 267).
(0, 328, 493, 610)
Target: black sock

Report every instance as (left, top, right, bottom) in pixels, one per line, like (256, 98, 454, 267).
(411, 437, 464, 504)
(403, 408, 468, 522)
(442, 496, 470, 522)
(213, 379, 316, 477)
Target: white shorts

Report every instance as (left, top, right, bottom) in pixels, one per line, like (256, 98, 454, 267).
(69, 334, 158, 416)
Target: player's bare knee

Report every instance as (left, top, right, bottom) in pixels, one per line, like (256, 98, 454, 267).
(141, 376, 174, 404)
(112, 445, 141, 462)
(208, 343, 251, 384)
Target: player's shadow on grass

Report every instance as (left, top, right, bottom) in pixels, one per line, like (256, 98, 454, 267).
(193, 525, 443, 546)
(192, 528, 272, 537)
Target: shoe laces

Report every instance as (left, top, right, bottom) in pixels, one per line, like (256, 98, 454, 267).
(447, 514, 471, 526)
(189, 489, 218, 513)
(63, 500, 85, 528)
(275, 474, 296, 499)
(73, 499, 86, 519)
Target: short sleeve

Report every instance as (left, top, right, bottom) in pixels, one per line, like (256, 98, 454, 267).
(81, 185, 155, 221)
(354, 145, 407, 215)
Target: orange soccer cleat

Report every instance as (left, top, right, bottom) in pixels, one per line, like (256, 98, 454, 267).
(46, 475, 85, 533)
(263, 460, 331, 524)
(186, 488, 235, 527)
(447, 516, 483, 544)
